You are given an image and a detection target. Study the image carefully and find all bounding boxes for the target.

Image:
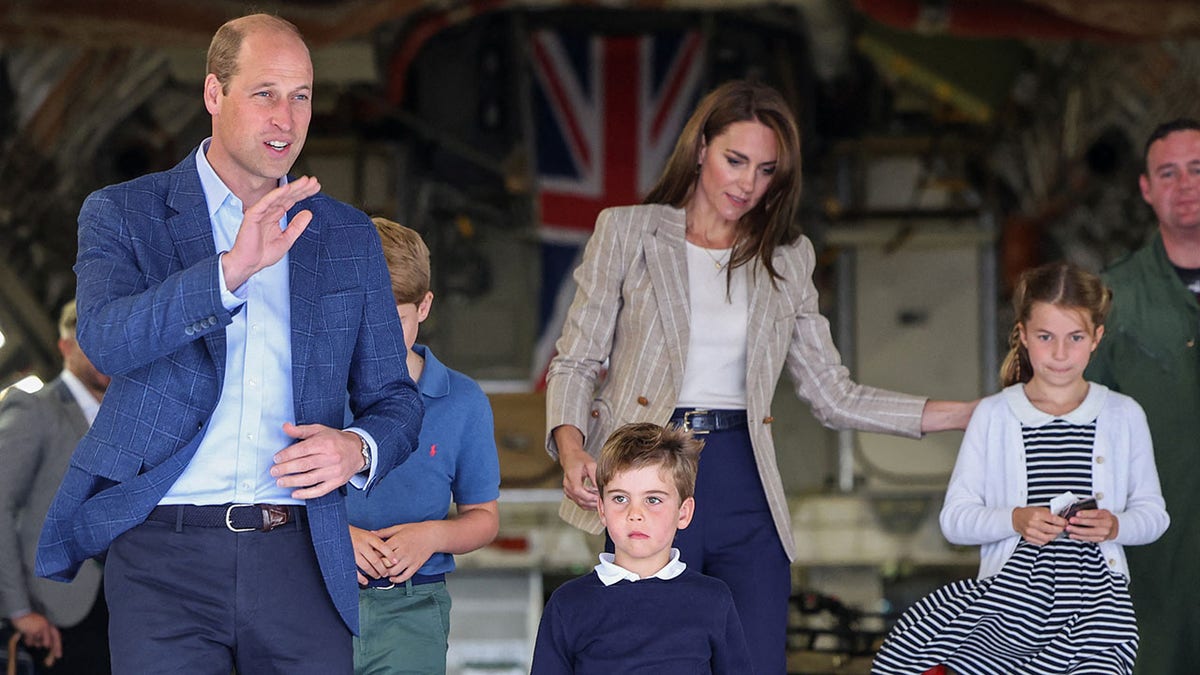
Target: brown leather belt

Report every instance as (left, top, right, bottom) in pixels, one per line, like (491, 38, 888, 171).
(147, 504, 305, 532)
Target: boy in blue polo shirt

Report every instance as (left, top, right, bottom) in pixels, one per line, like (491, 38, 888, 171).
(531, 422, 751, 674)
(346, 218, 501, 675)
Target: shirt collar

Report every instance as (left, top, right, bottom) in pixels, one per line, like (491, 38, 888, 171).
(59, 369, 101, 425)
(594, 548, 686, 586)
(194, 138, 287, 217)
(412, 344, 450, 399)
(1002, 381, 1108, 426)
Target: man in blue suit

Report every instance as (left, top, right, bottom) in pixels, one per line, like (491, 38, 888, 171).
(35, 13, 422, 675)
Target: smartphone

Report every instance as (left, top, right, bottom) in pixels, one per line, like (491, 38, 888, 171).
(1060, 497, 1098, 521)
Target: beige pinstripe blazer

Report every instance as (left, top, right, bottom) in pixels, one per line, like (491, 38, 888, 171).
(546, 204, 927, 559)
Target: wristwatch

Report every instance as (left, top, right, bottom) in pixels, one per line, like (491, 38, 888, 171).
(354, 432, 371, 473)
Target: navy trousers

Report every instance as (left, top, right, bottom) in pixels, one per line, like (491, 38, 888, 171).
(674, 426, 792, 675)
(105, 513, 351, 675)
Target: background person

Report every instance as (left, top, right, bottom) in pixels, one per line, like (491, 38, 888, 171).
(0, 301, 110, 674)
(1086, 118, 1200, 674)
(35, 14, 421, 675)
(546, 78, 977, 675)
(347, 218, 500, 675)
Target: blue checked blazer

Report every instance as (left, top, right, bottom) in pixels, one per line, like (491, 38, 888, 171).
(35, 152, 422, 633)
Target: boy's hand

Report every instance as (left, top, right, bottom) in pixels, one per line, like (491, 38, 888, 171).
(1067, 508, 1119, 542)
(378, 522, 440, 583)
(1012, 506, 1066, 546)
(350, 525, 396, 584)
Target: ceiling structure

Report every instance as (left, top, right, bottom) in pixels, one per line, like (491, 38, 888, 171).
(2, 0, 1200, 46)
(0, 0, 1198, 388)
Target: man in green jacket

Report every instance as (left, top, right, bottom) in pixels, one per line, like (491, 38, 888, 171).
(1086, 118, 1200, 675)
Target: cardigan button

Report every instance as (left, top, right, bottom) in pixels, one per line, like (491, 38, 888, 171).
(590, 410, 600, 418)
(1108, 558, 1116, 567)
(636, 396, 649, 406)
(1095, 492, 1104, 501)
(1095, 456, 1104, 464)
(762, 416, 775, 424)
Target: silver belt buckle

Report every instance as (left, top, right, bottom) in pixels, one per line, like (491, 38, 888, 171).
(682, 409, 711, 435)
(224, 504, 258, 532)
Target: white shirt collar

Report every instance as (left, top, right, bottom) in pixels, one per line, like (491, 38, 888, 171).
(60, 369, 100, 425)
(194, 138, 287, 217)
(594, 548, 687, 586)
(1003, 382, 1108, 426)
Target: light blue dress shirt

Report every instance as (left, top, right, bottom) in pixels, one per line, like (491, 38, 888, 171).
(161, 140, 374, 506)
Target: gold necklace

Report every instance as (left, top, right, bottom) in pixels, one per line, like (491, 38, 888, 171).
(700, 245, 730, 270)
(686, 220, 731, 270)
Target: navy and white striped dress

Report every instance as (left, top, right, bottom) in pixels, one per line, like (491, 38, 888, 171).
(872, 418, 1138, 674)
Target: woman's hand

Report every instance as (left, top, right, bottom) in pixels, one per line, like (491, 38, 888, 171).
(554, 425, 599, 510)
(1012, 506, 1067, 546)
(1066, 508, 1119, 543)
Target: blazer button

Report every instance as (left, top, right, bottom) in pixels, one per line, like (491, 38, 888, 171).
(590, 410, 600, 418)
(636, 396, 649, 406)
(184, 326, 194, 336)
(762, 416, 775, 424)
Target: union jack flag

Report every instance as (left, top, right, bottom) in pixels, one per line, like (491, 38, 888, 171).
(528, 28, 706, 387)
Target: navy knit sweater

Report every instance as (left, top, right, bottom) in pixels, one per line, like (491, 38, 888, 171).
(531, 568, 752, 674)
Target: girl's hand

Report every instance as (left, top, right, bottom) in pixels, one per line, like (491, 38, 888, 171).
(1066, 508, 1119, 542)
(1012, 506, 1067, 546)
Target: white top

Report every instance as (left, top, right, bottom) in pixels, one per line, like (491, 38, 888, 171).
(60, 369, 100, 425)
(594, 548, 687, 586)
(940, 383, 1169, 580)
(677, 242, 748, 408)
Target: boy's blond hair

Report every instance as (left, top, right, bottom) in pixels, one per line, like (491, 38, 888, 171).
(595, 423, 702, 501)
(372, 217, 431, 305)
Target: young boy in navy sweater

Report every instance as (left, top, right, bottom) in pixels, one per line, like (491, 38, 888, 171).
(531, 422, 752, 674)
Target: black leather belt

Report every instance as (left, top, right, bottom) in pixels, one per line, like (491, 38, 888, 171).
(669, 408, 748, 435)
(147, 504, 305, 532)
(361, 573, 445, 590)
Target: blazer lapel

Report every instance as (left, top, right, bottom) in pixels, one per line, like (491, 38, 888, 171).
(642, 207, 690, 387)
(288, 198, 321, 420)
(745, 251, 779, 391)
(165, 157, 226, 373)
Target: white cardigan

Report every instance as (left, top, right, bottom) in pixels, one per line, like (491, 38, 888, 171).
(939, 383, 1169, 580)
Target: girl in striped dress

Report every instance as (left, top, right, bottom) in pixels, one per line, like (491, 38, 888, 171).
(873, 262, 1170, 675)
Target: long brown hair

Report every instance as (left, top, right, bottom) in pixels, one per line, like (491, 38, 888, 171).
(999, 262, 1112, 386)
(644, 80, 802, 283)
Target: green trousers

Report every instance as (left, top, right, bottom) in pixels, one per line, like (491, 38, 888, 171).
(354, 582, 452, 675)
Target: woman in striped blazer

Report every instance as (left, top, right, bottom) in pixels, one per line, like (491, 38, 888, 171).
(545, 79, 976, 675)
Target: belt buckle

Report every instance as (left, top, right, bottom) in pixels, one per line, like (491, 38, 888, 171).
(682, 409, 711, 435)
(224, 504, 259, 532)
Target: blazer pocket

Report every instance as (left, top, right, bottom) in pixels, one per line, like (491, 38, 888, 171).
(77, 446, 144, 483)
